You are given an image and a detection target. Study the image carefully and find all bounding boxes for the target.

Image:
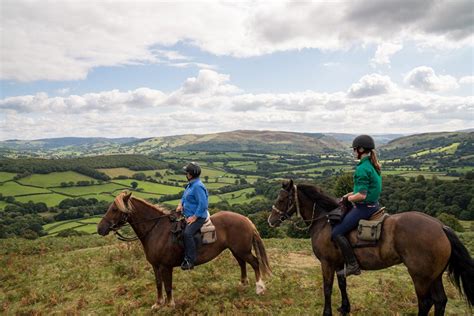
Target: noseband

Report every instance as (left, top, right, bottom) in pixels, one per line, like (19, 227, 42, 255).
(271, 185, 301, 225)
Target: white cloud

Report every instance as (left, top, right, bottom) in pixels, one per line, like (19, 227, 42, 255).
(370, 42, 403, 67)
(459, 76, 474, 85)
(1, 70, 472, 140)
(404, 66, 459, 91)
(348, 74, 396, 98)
(1, 0, 472, 82)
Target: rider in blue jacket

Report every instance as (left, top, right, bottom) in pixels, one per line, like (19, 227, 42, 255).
(176, 162, 209, 270)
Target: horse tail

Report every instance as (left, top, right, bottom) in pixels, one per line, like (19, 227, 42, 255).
(252, 227, 272, 278)
(443, 226, 474, 306)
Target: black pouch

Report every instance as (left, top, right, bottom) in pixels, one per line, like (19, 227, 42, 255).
(327, 208, 343, 225)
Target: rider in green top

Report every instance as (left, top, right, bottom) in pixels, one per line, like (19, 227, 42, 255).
(332, 134, 382, 277)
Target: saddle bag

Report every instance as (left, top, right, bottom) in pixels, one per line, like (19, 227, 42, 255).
(357, 213, 389, 242)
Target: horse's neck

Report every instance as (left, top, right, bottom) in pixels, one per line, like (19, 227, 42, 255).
(297, 190, 330, 232)
(128, 198, 168, 240)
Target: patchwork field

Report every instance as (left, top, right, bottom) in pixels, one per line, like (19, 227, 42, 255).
(111, 180, 183, 195)
(0, 181, 51, 196)
(0, 172, 16, 182)
(18, 171, 96, 187)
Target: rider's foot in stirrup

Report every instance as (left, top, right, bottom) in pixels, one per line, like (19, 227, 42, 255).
(337, 263, 361, 277)
(180, 259, 194, 270)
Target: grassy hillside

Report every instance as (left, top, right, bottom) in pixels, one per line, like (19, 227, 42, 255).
(380, 131, 473, 158)
(0, 236, 472, 315)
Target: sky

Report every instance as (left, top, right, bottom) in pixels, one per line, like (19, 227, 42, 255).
(0, 0, 473, 140)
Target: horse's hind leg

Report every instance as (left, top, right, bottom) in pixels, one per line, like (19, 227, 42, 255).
(241, 252, 265, 295)
(231, 251, 249, 286)
(430, 276, 447, 316)
(411, 276, 434, 316)
(336, 274, 350, 315)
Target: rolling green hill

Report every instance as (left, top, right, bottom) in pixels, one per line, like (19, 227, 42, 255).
(379, 131, 473, 158)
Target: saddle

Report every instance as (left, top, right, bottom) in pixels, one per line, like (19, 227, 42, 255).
(170, 217, 217, 247)
(328, 206, 390, 247)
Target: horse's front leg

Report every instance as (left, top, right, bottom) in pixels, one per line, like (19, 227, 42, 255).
(151, 264, 164, 310)
(321, 260, 335, 316)
(160, 266, 175, 307)
(336, 274, 350, 315)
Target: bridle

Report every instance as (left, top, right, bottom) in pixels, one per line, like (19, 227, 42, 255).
(109, 201, 170, 242)
(271, 185, 330, 231)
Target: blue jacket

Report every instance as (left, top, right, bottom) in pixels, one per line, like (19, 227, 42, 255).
(181, 178, 209, 219)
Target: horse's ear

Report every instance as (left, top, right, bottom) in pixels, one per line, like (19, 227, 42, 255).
(115, 191, 132, 213)
(123, 191, 132, 204)
(282, 179, 293, 190)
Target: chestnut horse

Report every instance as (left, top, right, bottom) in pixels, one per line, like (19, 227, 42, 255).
(98, 191, 271, 309)
(268, 180, 474, 316)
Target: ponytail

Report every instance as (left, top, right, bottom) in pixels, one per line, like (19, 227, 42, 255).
(370, 149, 381, 174)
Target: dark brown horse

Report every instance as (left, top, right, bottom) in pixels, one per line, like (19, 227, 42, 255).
(268, 180, 474, 316)
(98, 191, 271, 309)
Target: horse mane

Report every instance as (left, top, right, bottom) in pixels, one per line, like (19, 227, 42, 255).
(130, 196, 172, 215)
(114, 191, 172, 215)
(297, 183, 339, 212)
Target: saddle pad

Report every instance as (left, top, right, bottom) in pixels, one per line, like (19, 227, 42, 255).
(200, 218, 217, 244)
(200, 218, 215, 233)
(368, 207, 386, 221)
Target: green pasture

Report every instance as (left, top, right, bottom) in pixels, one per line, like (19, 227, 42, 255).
(53, 183, 128, 196)
(0, 172, 16, 182)
(131, 191, 163, 201)
(200, 167, 227, 178)
(80, 194, 115, 202)
(199, 182, 229, 189)
(411, 142, 460, 157)
(112, 180, 183, 195)
(0, 236, 471, 315)
(14, 193, 68, 206)
(18, 171, 95, 188)
(0, 181, 51, 196)
(227, 161, 258, 171)
(97, 168, 137, 178)
(219, 188, 256, 204)
(0, 200, 11, 210)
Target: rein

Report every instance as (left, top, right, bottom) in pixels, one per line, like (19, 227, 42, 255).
(271, 185, 330, 231)
(111, 202, 170, 242)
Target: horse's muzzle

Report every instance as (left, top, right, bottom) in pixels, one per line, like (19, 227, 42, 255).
(97, 221, 111, 236)
(267, 216, 281, 228)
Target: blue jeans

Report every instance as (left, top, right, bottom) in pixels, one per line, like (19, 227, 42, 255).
(183, 217, 206, 264)
(331, 202, 379, 239)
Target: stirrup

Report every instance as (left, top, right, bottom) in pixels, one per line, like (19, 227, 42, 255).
(337, 264, 361, 277)
(180, 259, 194, 270)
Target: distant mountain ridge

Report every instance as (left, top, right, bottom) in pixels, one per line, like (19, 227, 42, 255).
(0, 130, 472, 158)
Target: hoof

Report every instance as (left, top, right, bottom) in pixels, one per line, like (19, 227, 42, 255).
(240, 278, 249, 286)
(337, 306, 350, 315)
(167, 298, 175, 308)
(151, 301, 162, 310)
(256, 279, 266, 295)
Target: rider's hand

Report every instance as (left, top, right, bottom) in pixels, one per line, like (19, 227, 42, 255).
(176, 203, 183, 213)
(186, 216, 197, 224)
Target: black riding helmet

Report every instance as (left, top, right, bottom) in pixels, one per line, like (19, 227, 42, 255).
(183, 162, 201, 178)
(352, 135, 375, 150)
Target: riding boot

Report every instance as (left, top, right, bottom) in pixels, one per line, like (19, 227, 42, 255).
(334, 235, 361, 277)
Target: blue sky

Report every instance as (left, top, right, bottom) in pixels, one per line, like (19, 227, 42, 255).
(0, 1, 473, 140)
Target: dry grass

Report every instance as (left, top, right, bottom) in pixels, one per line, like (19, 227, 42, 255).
(0, 235, 472, 315)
